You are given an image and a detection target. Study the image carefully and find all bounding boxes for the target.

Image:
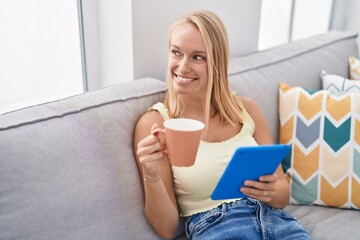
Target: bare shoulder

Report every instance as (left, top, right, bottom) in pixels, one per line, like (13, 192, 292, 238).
(136, 110, 164, 131)
(238, 96, 261, 116)
(134, 110, 164, 140)
(238, 96, 272, 144)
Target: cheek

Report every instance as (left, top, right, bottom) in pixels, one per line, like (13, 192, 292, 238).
(198, 66, 208, 79)
(168, 58, 177, 71)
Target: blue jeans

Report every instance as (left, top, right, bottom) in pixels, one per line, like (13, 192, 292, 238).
(185, 198, 311, 240)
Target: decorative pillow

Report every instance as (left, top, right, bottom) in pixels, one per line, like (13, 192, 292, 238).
(349, 56, 360, 80)
(279, 83, 360, 209)
(321, 70, 360, 94)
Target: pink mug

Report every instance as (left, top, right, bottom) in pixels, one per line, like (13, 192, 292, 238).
(152, 118, 205, 167)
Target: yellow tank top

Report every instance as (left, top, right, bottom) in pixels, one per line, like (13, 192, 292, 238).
(149, 102, 258, 216)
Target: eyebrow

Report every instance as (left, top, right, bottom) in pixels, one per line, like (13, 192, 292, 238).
(171, 44, 207, 55)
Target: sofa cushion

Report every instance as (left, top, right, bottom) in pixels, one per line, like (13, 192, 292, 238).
(0, 78, 167, 240)
(228, 31, 359, 143)
(321, 70, 360, 94)
(285, 204, 360, 240)
(279, 83, 360, 209)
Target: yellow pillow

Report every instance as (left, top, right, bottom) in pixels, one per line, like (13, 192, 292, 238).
(349, 56, 360, 80)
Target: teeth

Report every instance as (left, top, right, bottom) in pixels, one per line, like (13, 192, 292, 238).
(177, 76, 193, 82)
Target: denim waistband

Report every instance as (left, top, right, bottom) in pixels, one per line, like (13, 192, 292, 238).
(206, 198, 262, 214)
(185, 198, 311, 240)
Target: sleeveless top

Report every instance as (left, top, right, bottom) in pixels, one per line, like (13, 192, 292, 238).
(149, 102, 258, 216)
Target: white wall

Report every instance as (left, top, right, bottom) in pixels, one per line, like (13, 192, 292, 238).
(343, 0, 360, 52)
(331, 0, 360, 53)
(97, 0, 133, 86)
(82, 1, 261, 88)
(82, 0, 134, 91)
(132, 0, 261, 80)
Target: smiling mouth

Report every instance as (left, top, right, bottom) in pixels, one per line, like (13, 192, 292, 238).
(175, 74, 197, 83)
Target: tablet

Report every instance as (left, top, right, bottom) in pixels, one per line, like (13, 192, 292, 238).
(211, 144, 291, 200)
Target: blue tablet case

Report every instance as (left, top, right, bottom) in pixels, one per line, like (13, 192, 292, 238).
(211, 144, 291, 200)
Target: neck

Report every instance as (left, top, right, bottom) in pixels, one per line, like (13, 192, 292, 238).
(179, 96, 215, 122)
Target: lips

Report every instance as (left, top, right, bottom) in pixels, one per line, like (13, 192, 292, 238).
(175, 74, 197, 83)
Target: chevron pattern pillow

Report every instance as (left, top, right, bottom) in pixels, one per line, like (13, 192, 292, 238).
(321, 71, 360, 94)
(349, 56, 360, 80)
(279, 83, 360, 209)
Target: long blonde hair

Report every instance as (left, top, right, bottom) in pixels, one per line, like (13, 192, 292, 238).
(165, 9, 244, 128)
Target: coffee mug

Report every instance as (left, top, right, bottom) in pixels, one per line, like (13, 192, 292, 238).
(152, 118, 205, 167)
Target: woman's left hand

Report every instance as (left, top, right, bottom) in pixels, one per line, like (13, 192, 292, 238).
(240, 173, 279, 203)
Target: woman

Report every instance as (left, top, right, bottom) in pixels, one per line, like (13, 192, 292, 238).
(134, 9, 310, 240)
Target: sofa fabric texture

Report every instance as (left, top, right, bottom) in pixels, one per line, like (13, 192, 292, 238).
(0, 79, 167, 240)
(0, 31, 359, 240)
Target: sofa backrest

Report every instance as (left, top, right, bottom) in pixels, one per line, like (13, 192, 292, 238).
(228, 31, 359, 143)
(0, 78, 167, 240)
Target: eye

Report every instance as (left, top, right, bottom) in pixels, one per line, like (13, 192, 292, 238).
(193, 55, 206, 61)
(171, 49, 181, 56)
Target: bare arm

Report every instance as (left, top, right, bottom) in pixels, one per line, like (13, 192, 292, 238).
(133, 111, 179, 238)
(240, 97, 290, 209)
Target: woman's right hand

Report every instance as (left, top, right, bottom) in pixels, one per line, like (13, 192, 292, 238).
(136, 123, 167, 181)
(134, 119, 179, 238)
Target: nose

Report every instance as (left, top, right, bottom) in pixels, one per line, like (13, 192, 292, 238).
(179, 57, 191, 74)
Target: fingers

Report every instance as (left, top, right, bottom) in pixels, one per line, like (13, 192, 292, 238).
(151, 123, 160, 133)
(138, 133, 162, 149)
(240, 185, 275, 202)
(137, 140, 165, 160)
(259, 173, 278, 182)
(136, 124, 167, 176)
(240, 174, 279, 202)
(151, 123, 160, 136)
(137, 134, 165, 160)
(138, 122, 165, 153)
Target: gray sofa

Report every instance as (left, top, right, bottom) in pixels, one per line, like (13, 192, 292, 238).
(1, 31, 359, 240)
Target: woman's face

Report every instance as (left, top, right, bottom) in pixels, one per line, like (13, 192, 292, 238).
(168, 23, 208, 97)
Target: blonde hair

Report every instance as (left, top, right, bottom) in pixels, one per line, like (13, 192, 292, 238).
(165, 9, 244, 128)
